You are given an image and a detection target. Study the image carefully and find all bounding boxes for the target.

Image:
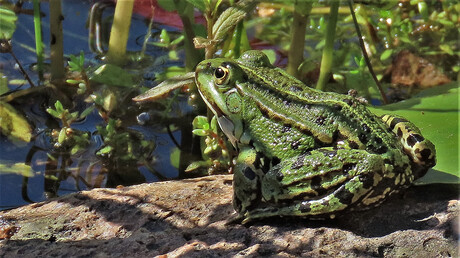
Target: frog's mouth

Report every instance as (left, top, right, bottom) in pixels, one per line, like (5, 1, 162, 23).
(195, 65, 225, 117)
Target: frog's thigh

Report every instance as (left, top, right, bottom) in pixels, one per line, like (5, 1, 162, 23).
(250, 149, 385, 221)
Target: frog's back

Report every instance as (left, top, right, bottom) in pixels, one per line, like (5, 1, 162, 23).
(235, 55, 434, 180)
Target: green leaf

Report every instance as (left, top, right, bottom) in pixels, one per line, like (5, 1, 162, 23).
(157, 0, 176, 11)
(261, 49, 277, 65)
(58, 128, 66, 144)
(79, 50, 85, 67)
(210, 116, 218, 131)
(369, 82, 459, 183)
(170, 147, 181, 169)
(90, 64, 134, 87)
(97, 145, 113, 155)
(417, 1, 428, 21)
(54, 100, 64, 113)
(380, 49, 393, 61)
(185, 0, 206, 11)
(46, 108, 60, 118)
(192, 129, 208, 137)
(80, 106, 94, 118)
(0, 162, 33, 177)
(159, 29, 170, 44)
(0, 73, 9, 95)
(0, 7, 17, 39)
(193, 115, 209, 128)
(185, 160, 211, 172)
(132, 72, 195, 102)
(170, 35, 185, 45)
(0, 101, 32, 142)
(66, 79, 81, 84)
(212, 6, 247, 42)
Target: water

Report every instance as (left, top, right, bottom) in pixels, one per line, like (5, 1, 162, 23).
(0, 0, 188, 210)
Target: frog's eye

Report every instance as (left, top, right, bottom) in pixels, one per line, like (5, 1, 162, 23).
(214, 66, 230, 85)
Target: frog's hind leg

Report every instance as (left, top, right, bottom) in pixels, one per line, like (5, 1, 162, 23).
(241, 148, 388, 224)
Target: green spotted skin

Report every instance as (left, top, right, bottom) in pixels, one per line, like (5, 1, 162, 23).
(195, 50, 436, 224)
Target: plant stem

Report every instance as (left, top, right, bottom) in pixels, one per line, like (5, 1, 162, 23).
(107, 0, 134, 65)
(287, 1, 312, 78)
(49, 0, 65, 83)
(316, 1, 340, 91)
(32, 0, 44, 82)
(348, 0, 388, 104)
(141, 5, 155, 57)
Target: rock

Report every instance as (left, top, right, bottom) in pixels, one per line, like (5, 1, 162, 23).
(0, 175, 458, 257)
(390, 50, 451, 88)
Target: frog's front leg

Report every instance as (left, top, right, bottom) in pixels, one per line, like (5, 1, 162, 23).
(240, 148, 396, 224)
(231, 147, 267, 219)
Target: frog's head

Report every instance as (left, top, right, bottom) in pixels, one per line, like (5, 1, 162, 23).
(195, 58, 246, 118)
(195, 51, 273, 118)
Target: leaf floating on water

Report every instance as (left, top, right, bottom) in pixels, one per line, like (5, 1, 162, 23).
(132, 72, 195, 102)
(90, 64, 134, 87)
(0, 101, 32, 142)
(0, 7, 18, 40)
(0, 163, 32, 177)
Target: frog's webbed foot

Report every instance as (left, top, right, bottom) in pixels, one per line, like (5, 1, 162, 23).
(225, 213, 245, 225)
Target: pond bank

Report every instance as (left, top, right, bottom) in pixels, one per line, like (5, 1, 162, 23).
(0, 175, 458, 257)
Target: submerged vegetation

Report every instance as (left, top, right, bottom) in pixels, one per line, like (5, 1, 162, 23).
(0, 0, 458, 209)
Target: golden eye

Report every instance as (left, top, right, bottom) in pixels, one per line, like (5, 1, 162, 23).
(214, 66, 229, 85)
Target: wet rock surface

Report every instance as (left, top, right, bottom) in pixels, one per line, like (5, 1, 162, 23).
(0, 175, 458, 257)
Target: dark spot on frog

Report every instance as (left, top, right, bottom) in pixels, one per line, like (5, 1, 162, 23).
(333, 104, 342, 111)
(253, 153, 262, 169)
(362, 124, 371, 133)
(359, 133, 368, 144)
(299, 202, 311, 213)
(271, 157, 281, 166)
(316, 116, 326, 125)
(407, 134, 424, 147)
(390, 117, 405, 130)
(397, 128, 402, 137)
(374, 137, 383, 144)
(282, 125, 292, 133)
(420, 148, 432, 161)
(262, 157, 271, 173)
(373, 145, 388, 154)
(344, 99, 354, 106)
(319, 149, 337, 158)
(276, 170, 284, 181)
(291, 152, 308, 170)
(359, 173, 374, 189)
(335, 186, 354, 205)
(283, 100, 291, 107)
(291, 140, 300, 150)
(289, 85, 303, 92)
(243, 167, 256, 180)
(311, 176, 327, 196)
(342, 163, 355, 174)
(349, 141, 359, 149)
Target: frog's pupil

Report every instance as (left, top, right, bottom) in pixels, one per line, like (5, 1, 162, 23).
(215, 68, 225, 79)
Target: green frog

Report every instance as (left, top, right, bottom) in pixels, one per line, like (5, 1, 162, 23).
(194, 50, 436, 224)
